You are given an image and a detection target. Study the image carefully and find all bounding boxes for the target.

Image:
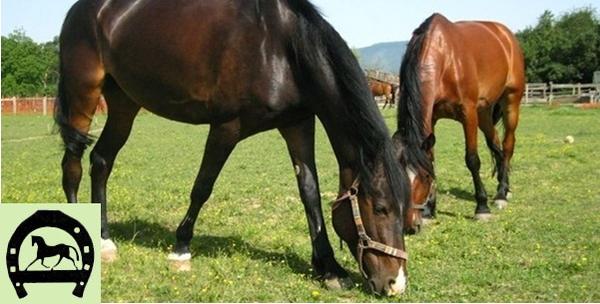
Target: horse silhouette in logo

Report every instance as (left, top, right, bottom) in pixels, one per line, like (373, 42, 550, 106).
(24, 235, 80, 271)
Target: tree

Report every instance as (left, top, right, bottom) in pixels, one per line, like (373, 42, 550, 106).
(517, 7, 600, 83)
(1, 29, 59, 97)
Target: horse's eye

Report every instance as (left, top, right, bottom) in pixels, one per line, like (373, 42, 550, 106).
(374, 204, 388, 215)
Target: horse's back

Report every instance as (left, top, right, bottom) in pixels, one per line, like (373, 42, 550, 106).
(65, 0, 301, 125)
(433, 17, 524, 102)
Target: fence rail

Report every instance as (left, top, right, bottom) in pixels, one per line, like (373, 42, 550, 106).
(2, 81, 599, 115)
(1, 96, 107, 115)
(524, 82, 600, 104)
(365, 70, 399, 86)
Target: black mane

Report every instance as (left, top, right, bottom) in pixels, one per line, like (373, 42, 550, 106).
(396, 14, 437, 177)
(286, 0, 409, 212)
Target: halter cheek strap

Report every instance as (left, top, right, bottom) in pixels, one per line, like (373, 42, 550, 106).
(333, 179, 408, 278)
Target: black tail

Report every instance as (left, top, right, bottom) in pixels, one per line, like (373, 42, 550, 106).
(492, 103, 503, 126)
(488, 103, 505, 177)
(68, 245, 80, 261)
(396, 14, 438, 177)
(54, 67, 94, 158)
(54, 2, 95, 158)
(286, 0, 409, 211)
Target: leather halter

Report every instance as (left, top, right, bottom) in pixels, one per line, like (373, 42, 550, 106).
(332, 178, 408, 278)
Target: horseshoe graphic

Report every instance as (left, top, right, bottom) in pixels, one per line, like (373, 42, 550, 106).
(6, 210, 95, 298)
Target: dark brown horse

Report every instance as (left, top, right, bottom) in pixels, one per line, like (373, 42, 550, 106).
(393, 13, 524, 233)
(56, 0, 410, 296)
(369, 78, 396, 109)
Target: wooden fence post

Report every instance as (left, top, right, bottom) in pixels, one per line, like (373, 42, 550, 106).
(43, 96, 48, 116)
(12, 96, 17, 115)
(525, 84, 529, 104)
(542, 84, 547, 100)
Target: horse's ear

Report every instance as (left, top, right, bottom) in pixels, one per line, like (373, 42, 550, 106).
(421, 133, 436, 151)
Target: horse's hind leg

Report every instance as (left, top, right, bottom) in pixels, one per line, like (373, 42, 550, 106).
(499, 92, 522, 202)
(91, 77, 140, 263)
(57, 2, 104, 203)
(279, 117, 350, 289)
(479, 111, 507, 209)
(169, 122, 240, 270)
(63, 255, 78, 269)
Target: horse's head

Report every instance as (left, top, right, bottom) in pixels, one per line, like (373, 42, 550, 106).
(393, 132, 436, 234)
(31, 235, 43, 246)
(331, 162, 408, 296)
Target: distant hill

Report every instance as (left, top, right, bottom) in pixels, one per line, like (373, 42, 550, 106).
(356, 41, 408, 74)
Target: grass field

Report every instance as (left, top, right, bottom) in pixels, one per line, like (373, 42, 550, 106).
(2, 106, 600, 302)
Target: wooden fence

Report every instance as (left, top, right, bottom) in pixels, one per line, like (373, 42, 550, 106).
(365, 69, 399, 86)
(2, 81, 598, 115)
(362, 70, 600, 105)
(1, 96, 107, 115)
(524, 82, 599, 104)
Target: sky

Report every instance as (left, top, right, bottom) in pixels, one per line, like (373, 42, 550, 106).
(2, 0, 598, 48)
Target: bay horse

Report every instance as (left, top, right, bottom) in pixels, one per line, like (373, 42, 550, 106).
(25, 236, 80, 270)
(369, 78, 396, 109)
(56, 0, 410, 296)
(393, 13, 524, 233)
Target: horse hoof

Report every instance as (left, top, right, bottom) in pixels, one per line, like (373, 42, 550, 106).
(323, 276, 353, 290)
(101, 239, 118, 263)
(473, 213, 493, 221)
(168, 253, 192, 272)
(494, 199, 508, 209)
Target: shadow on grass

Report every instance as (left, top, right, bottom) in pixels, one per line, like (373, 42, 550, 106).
(444, 187, 474, 201)
(435, 210, 473, 220)
(109, 218, 315, 277)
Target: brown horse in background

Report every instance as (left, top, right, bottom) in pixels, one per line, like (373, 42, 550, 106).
(369, 78, 396, 109)
(56, 0, 411, 296)
(393, 13, 525, 233)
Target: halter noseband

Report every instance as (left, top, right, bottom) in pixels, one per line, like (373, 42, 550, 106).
(332, 178, 408, 278)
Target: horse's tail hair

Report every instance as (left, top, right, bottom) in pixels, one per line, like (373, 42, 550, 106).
(492, 103, 503, 126)
(286, 0, 409, 210)
(69, 245, 80, 261)
(54, 1, 95, 158)
(488, 103, 505, 177)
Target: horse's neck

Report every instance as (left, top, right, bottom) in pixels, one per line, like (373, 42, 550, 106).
(318, 118, 368, 189)
(35, 238, 47, 248)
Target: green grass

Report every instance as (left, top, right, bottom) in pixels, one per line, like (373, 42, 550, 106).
(2, 106, 600, 302)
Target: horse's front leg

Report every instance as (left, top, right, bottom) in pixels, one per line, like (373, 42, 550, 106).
(91, 78, 141, 263)
(462, 107, 492, 220)
(279, 117, 351, 290)
(50, 256, 64, 270)
(168, 122, 239, 270)
(40, 258, 50, 269)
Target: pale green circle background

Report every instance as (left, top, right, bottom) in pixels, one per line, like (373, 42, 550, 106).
(0, 204, 100, 304)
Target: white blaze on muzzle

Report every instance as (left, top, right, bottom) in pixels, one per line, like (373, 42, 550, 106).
(389, 267, 407, 296)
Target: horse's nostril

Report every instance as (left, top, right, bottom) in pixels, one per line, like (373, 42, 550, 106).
(389, 279, 396, 286)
